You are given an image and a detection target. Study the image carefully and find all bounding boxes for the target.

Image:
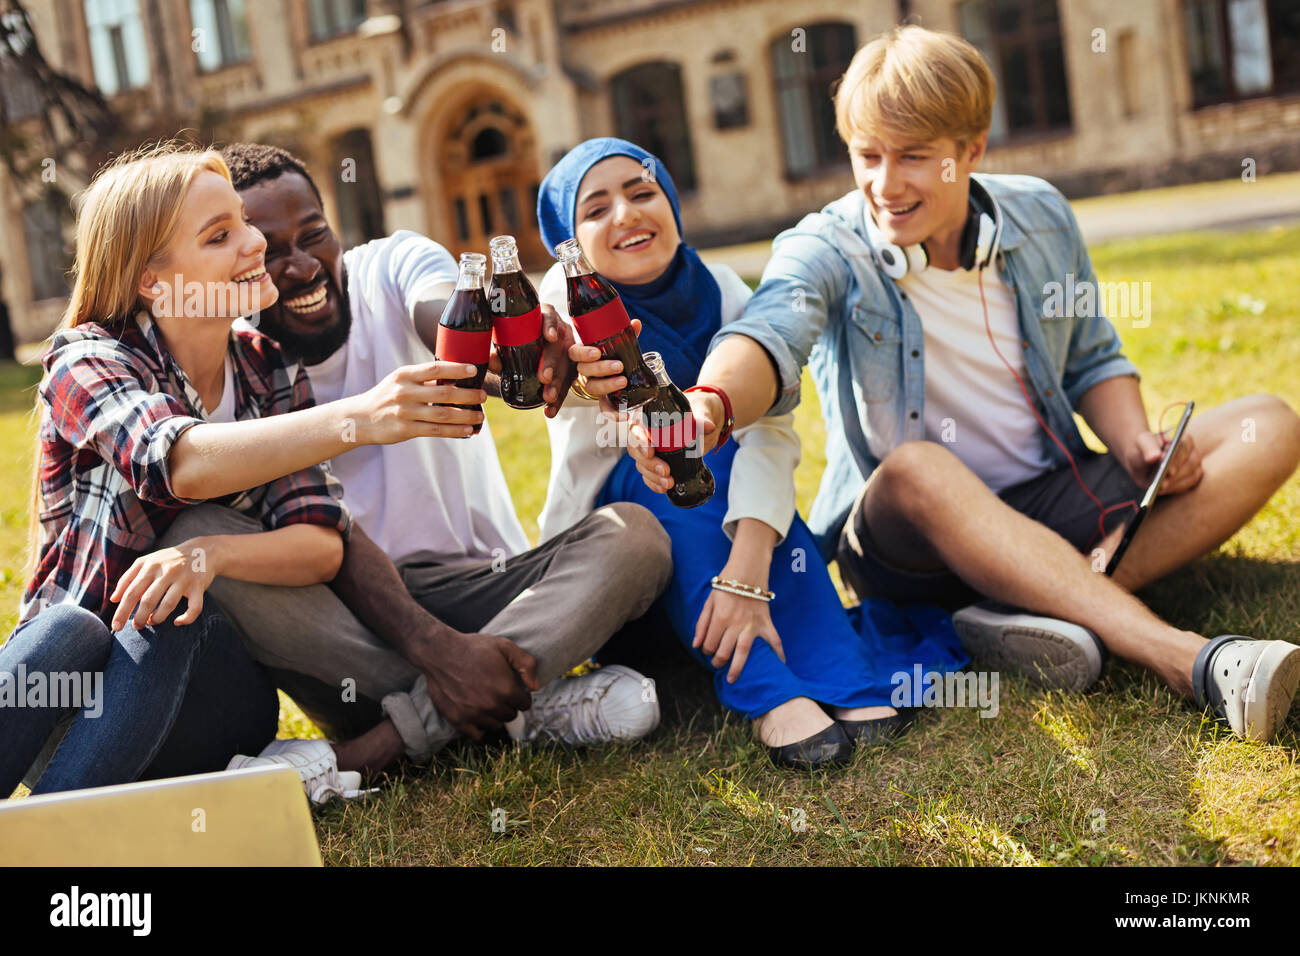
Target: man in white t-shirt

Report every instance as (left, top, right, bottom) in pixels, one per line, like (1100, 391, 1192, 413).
(159, 144, 673, 771)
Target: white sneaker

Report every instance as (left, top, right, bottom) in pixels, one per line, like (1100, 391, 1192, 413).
(505, 664, 660, 746)
(1195, 636, 1300, 742)
(952, 601, 1105, 692)
(226, 738, 375, 805)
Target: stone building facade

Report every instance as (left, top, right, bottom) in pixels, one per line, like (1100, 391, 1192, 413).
(1, 0, 1297, 343)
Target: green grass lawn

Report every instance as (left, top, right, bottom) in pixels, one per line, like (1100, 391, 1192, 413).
(4, 223, 1300, 865)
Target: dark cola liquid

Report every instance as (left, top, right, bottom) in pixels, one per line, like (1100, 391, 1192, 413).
(434, 287, 491, 435)
(488, 271, 546, 409)
(566, 273, 658, 409)
(641, 385, 714, 509)
(660, 445, 716, 508)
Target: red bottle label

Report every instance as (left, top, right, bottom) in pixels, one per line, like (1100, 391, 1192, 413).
(492, 306, 544, 347)
(645, 412, 698, 452)
(436, 325, 492, 364)
(573, 297, 631, 344)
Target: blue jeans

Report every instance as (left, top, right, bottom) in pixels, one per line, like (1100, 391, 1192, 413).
(1, 601, 279, 796)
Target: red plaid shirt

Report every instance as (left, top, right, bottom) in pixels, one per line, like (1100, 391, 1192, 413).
(22, 310, 352, 625)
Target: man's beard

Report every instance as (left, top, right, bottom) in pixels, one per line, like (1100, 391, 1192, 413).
(261, 278, 353, 366)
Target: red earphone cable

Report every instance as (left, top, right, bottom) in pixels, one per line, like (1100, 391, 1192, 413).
(975, 270, 1136, 550)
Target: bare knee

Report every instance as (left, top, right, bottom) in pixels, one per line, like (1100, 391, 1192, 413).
(869, 441, 968, 529)
(1250, 394, 1300, 460)
(1214, 394, 1300, 474)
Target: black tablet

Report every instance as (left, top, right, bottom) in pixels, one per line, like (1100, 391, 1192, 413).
(1104, 401, 1195, 577)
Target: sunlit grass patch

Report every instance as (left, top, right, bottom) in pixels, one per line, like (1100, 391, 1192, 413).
(276, 692, 325, 740)
(1189, 737, 1300, 866)
(891, 793, 1040, 866)
(1033, 695, 1099, 778)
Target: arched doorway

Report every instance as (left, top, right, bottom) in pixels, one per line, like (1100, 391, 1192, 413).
(439, 95, 547, 268)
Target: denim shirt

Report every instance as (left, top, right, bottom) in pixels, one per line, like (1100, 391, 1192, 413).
(711, 173, 1139, 560)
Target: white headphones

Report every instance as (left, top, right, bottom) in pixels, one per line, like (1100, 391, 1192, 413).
(865, 182, 1004, 279)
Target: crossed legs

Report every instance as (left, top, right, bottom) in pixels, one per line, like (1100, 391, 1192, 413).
(840, 395, 1300, 698)
(157, 501, 672, 769)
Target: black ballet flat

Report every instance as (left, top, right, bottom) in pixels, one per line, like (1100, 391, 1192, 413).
(894, 707, 925, 737)
(766, 722, 854, 770)
(836, 713, 906, 747)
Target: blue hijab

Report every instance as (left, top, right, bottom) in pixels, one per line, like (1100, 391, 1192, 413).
(537, 138, 722, 388)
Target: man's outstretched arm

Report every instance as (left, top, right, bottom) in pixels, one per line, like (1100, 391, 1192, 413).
(581, 233, 841, 492)
(694, 334, 782, 435)
(328, 525, 540, 740)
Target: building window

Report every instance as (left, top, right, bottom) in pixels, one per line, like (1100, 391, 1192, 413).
(1269, 0, 1300, 94)
(307, 0, 367, 42)
(958, 0, 1072, 142)
(1184, 0, 1300, 107)
(23, 197, 70, 302)
(453, 197, 470, 243)
(330, 128, 386, 251)
(710, 72, 750, 130)
(84, 0, 150, 95)
(610, 61, 698, 193)
(191, 0, 251, 71)
(769, 22, 856, 178)
(498, 186, 519, 233)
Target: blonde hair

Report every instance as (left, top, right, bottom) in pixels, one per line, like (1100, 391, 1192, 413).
(25, 143, 231, 574)
(834, 25, 995, 149)
(60, 142, 232, 331)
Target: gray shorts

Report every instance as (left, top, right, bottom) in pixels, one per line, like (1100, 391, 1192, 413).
(836, 450, 1142, 611)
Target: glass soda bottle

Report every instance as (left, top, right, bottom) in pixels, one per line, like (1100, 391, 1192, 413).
(434, 252, 492, 436)
(554, 238, 657, 409)
(487, 235, 546, 409)
(639, 351, 714, 508)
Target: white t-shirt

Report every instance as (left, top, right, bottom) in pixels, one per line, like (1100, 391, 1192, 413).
(898, 263, 1052, 492)
(207, 354, 237, 423)
(296, 230, 529, 564)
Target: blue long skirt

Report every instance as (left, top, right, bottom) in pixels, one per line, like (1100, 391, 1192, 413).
(597, 440, 968, 718)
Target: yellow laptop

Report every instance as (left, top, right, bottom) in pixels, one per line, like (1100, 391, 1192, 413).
(0, 765, 322, 866)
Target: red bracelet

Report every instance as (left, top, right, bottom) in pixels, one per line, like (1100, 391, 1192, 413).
(684, 385, 735, 451)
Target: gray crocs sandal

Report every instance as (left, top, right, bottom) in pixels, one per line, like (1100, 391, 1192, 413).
(1193, 635, 1300, 742)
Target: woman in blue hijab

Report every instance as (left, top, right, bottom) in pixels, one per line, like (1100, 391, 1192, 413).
(535, 138, 966, 768)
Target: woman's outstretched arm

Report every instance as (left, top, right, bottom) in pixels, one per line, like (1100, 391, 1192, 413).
(168, 360, 484, 500)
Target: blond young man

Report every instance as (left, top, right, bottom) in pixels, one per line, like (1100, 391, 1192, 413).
(590, 25, 1300, 741)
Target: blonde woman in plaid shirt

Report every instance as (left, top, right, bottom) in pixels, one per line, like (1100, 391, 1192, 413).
(3, 145, 484, 799)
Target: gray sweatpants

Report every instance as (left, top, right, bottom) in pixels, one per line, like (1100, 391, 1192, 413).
(153, 501, 673, 762)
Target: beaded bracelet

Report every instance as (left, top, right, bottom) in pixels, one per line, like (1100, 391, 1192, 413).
(709, 576, 775, 603)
